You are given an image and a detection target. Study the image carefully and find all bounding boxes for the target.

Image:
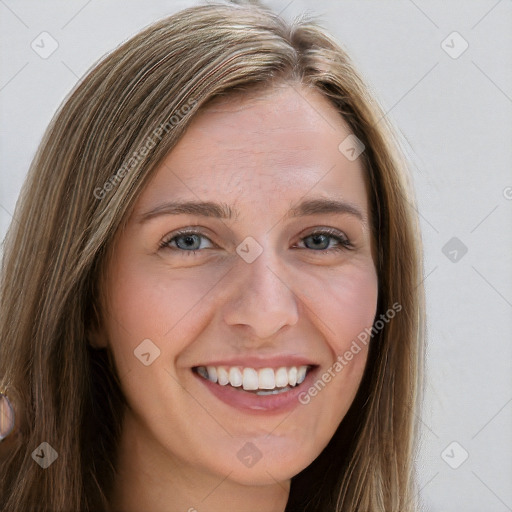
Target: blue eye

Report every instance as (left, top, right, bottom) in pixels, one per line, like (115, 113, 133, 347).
(159, 230, 214, 254)
(159, 227, 352, 256)
(298, 228, 352, 253)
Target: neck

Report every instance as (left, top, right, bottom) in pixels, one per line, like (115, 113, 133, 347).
(108, 411, 290, 512)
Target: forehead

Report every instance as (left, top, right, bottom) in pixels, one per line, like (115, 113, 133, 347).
(135, 84, 370, 221)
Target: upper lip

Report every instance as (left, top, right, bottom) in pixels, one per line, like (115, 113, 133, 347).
(193, 355, 318, 369)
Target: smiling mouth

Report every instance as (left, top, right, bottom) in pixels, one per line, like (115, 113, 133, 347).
(193, 365, 314, 396)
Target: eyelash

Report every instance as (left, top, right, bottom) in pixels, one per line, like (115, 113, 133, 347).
(158, 227, 353, 256)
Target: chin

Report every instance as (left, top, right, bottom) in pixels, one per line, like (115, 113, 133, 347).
(210, 437, 321, 486)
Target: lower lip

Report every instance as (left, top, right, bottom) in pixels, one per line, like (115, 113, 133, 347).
(193, 368, 318, 413)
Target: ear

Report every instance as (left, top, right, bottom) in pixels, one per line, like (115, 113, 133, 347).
(86, 297, 109, 349)
(0, 387, 25, 459)
(0, 392, 15, 440)
(86, 324, 109, 349)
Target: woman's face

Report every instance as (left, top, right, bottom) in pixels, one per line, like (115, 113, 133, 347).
(100, 84, 378, 486)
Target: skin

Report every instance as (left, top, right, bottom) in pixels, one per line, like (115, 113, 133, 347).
(98, 83, 379, 512)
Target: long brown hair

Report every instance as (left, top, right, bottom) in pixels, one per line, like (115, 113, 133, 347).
(0, 1, 425, 510)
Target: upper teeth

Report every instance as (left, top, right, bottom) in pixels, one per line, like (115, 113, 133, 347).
(196, 365, 309, 390)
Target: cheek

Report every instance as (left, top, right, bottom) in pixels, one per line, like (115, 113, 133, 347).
(297, 263, 377, 406)
(107, 254, 226, 339)
(105, 250, 378, 376)
(301, 262, 378, 355)
(102, 256, 228, 428)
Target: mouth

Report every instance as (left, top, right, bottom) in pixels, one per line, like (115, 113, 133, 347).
(192, 363, 318, 412)
(194, 364, 311, 394)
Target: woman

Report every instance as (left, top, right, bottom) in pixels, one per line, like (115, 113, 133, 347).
(0, 1, 425, 510)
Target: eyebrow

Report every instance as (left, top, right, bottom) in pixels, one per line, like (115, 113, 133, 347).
(136, 198, 365, 224)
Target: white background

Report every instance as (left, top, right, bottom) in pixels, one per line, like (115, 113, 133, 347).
(1, 1, 511, 510)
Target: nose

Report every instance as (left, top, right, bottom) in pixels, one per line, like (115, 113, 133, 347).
(222, 248, 300, 340)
